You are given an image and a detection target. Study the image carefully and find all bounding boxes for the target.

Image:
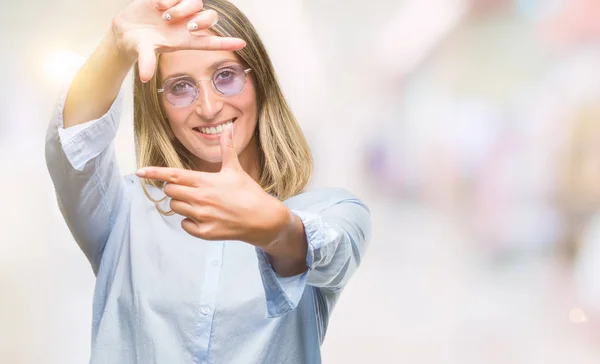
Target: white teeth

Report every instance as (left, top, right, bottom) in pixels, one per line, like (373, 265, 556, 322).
(199, 120, 233, 135)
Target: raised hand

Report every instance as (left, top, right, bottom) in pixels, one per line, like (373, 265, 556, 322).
(135, 124, 292, 248)
(111, 0, 246, 82)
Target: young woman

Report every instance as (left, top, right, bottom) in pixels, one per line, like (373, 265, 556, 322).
(45, 0, 371, 363)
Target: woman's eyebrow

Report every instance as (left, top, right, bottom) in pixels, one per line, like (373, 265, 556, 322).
(210, 59, 240, 69)
(162, 72, 190, 80)
(162, 59, 241, 80)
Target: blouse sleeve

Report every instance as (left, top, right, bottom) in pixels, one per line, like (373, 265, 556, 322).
(256, 188, 372, 317)
(45, 82, 127, 274)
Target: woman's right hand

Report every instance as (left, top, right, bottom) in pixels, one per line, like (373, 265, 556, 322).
(111, 0, 246, 83)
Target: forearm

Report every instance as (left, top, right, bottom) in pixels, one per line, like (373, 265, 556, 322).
(63, 30, 134, 128)
(263, 210, 308, 278)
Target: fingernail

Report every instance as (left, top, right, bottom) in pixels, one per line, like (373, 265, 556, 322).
(187, 22, 198, 31)
(211, 18, 219, 27)
(230, 123, 234, 139)
(136, 169, 146, 177)
(163, 12, 172, 21)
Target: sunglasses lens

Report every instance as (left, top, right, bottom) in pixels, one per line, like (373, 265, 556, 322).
(214, 65, 247, 96)
(165, 77, 198, 106)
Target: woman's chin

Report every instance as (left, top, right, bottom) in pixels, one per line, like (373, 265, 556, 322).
(190, 153, 224, 170)
(184, 144, 223, 164)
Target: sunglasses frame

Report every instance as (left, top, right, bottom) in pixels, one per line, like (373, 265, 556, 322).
(157, 65, 252, 108)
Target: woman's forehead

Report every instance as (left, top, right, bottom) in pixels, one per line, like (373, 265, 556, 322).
(160, 49, 239, 75)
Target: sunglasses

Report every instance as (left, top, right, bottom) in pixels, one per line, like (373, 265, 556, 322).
(158, 64, 252, 107)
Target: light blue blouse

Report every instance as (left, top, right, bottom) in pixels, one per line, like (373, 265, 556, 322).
(44, 84, 371, 364)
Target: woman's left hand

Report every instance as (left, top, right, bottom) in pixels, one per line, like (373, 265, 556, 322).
(135, 124, 291, 249)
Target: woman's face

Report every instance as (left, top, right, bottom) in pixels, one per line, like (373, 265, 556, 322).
(158, 43, 258, 171)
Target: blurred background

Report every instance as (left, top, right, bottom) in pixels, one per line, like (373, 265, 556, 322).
(3, 0, 600, 362)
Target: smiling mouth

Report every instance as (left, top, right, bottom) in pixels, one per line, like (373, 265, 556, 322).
(193, 118, 237, 135)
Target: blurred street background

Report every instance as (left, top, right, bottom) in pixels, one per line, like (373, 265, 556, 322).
(3, 0, 600, 362)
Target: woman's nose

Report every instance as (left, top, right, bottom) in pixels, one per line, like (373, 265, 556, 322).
(194, 80, 223, 120)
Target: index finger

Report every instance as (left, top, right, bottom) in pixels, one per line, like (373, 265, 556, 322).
(184, 34, 246, 52)
(136, 167, 203, 186)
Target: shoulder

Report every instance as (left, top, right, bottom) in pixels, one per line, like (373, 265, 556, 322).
(284, 187, 369, 213)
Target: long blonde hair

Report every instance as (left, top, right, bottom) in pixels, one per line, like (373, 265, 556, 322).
(133, 0, 313, 214)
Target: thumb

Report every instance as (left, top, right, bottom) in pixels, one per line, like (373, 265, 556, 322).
(219, 123, 240, 171)
(137, 43, 157, 83)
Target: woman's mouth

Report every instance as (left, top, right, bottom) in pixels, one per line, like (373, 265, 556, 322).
(193, 118, 236, 136)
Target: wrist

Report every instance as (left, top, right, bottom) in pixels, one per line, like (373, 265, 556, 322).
(108, 21, 138, 67)
(264, 210, 308, 277)
(262, 201, 293, 251)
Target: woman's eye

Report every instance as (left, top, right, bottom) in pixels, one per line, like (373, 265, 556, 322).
(215, 70, 235, 82)
(170, 80, 195, 94)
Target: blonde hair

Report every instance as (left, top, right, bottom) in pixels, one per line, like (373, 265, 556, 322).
(133, 0, 312, 214)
